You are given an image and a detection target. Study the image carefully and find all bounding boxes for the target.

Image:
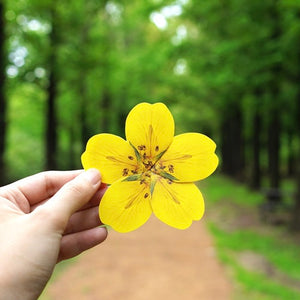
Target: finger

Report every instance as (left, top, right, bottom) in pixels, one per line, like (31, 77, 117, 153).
(57, 226, 108, 262)
(14, 170, 83, 205)
(45, 169, 102, 225)
(64, 206, 101, 235)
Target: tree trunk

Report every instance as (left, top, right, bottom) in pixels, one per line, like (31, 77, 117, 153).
(220, 102, 244, 181)
(231, 104, 245, 181)
(251, 107, 262, 189)
(287, 130, 295, 177)
(100, 88, 111, 132)
(79, 25, 90, 151)
(0, 2, 6, 184)
(267, 109, 280, 190)
(266, 0, 282, 203)
(291, 146, 300, 230)
(45, 8, 58, 170)
(291, 12, 300, 229)
(79, 81, 89, 148)
(220, 113, 232, 176)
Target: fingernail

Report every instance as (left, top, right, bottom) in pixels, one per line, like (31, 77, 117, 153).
(84, 168, 101, 186)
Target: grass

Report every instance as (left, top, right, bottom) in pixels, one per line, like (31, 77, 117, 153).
(201, 175, 300, 300)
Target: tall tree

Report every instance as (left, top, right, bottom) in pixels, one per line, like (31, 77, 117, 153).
(288, 5, 300, 229)
(45, 4, 59, 170)
(266, 0, 282, 200)
(0, 0, 7, 184)
(251, 101, 262, 189)
(185, 0, 248, 180)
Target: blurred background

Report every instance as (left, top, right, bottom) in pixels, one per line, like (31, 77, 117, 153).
(1, 0, 300, 299)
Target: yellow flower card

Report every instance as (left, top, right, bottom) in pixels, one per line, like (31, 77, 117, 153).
(81, 102, 218, 232)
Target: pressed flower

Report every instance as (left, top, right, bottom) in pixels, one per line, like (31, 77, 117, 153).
(81, 102, 218, 233)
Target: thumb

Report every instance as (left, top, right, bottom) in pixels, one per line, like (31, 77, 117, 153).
(45, 168, 101, 224)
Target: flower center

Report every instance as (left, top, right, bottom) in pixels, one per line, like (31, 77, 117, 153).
(137, 144, 177, 183)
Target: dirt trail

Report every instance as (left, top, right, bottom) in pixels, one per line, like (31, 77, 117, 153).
(44, 216, 232, 300)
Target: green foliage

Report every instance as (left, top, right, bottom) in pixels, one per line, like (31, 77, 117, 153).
(6, 83, 45, 179)
(2, 0, 300, 210)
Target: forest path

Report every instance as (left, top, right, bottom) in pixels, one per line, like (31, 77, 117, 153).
(43, 216, 232, 300)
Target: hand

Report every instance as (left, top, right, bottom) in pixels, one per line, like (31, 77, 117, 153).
(0, 169, 107, 300)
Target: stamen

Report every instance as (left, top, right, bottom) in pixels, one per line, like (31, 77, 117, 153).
(143, 160, 153, 169)
(144, 193, 149, 198)
(128, 155, 134, 160)
(155, 146, 159, 152)
(123, 168, 129, 176)
(168, 164, 174, 173)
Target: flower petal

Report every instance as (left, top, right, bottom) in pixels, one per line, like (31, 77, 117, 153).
(151, 177, 204, 230)
(159, 133, 218, 182)
(99, 180, 152, 233)
(81, 133, 138, 184)
(125, 102, 174, 159)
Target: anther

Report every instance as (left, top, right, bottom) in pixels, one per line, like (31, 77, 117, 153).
(122, 168, 129, 176)
(168, 165, 174, 173)
(144, 193, 149, 198)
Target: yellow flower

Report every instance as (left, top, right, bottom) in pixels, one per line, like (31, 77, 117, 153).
(81, 102, 218, 233)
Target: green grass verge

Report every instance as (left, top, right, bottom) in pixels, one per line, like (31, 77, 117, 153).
(201, 175, 300, 300)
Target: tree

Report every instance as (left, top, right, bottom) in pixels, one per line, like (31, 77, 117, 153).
(0, 0, 7, 184)
(266, 0, 283, 200)
(45, 4, 59, 170)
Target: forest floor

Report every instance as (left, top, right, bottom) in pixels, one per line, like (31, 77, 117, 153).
(41, 215, 232, 300)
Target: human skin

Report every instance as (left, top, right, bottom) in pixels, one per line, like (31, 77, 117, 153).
(0, 169, 107, 300)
